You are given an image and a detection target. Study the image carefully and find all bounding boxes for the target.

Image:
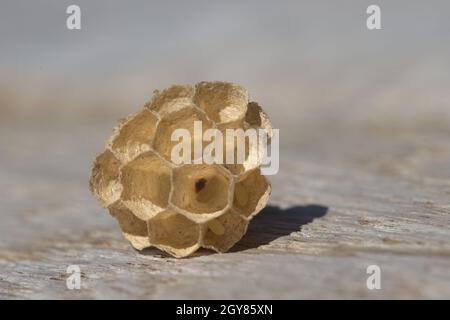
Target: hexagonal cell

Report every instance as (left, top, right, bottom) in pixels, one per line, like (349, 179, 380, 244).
(203, 209, 248, 252)
(120, 151, 172, 220)
(89, 150, 122, 207)
(171, 164, 232, 216)
(152, 106, 214, 163)
(193, 81, 248, 124)
(217, 121, 260, 176)
(108, 201, 150, 250)
(147, 209, 200, 258)
(108, 108, 159, 163)
(233, 168, 271, 218)
(245, 102, 273, 137)
(146, 85, 194, 117)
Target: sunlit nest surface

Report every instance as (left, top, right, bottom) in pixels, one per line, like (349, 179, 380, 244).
(89, 81, 272, 257)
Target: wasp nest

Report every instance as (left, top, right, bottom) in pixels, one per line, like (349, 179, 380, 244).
(89, 81, 272, 257)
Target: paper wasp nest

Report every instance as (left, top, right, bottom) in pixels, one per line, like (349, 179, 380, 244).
(89, 81, 272, 257)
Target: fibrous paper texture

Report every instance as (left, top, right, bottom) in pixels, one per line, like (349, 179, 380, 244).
(89, 81, 272, 257)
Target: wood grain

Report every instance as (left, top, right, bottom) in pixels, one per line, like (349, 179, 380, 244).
(0, 120, 449, 299)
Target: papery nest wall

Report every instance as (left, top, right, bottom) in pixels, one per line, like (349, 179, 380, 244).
(90, 81, 272, 258)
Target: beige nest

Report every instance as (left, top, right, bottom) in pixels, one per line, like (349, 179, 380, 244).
(89, 81, 272, 257)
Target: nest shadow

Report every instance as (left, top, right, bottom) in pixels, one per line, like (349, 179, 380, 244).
(230, 204, 328, 252)
(139, 204, 328, 258)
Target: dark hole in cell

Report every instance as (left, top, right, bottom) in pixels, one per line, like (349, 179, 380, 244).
(195, 178, 207, 193)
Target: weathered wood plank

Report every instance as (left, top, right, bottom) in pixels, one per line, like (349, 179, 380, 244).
(0, 121, 449, 299)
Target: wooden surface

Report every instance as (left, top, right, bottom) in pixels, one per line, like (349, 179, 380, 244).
(0, 119, 449, 299)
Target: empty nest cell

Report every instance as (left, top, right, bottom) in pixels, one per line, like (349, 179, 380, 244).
(108, 109, 159, 163)
(120, 151, 172, 220)
(171, 164, 232, 216)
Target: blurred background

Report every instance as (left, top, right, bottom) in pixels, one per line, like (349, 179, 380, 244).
(1, 0, 450, 299)
(2, 1, 450, 128)
(1, 0, 449, 197)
